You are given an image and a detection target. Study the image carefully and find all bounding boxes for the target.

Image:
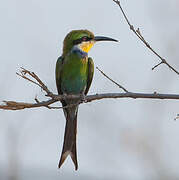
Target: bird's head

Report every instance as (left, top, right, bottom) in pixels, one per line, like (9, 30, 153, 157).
(62, 29, 118, 56)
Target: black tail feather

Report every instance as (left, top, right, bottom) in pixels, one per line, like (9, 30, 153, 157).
(58, 105, 78, 170)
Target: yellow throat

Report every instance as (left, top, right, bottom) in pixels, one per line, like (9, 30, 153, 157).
(79, 41, 95, 53)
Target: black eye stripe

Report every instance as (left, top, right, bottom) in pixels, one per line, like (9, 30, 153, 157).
(73, 36, 92, 45)
(73, 39, 82, 45)
(84, 37, 92, 41)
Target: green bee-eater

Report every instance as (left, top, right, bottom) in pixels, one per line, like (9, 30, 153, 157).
(55, 29, 118, 170)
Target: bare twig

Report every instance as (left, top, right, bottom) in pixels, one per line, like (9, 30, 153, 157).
(151, 62, 164, 70)
(1, 67, 179, 111)
(1, 99, 57, 110)
(96, 67, 129, 92)
(113, 0, 179, 75)
(2, 92, 179, 110)
(34, 96, 60, 109)
(17, 67, 54, 97)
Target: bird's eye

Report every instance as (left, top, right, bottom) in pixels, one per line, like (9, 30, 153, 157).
(82, 36, 88, 41)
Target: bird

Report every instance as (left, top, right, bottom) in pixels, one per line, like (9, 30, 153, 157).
(55, 29, 118, 170)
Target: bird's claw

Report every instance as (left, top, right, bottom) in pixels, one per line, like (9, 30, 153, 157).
(80, 93, 87, 103)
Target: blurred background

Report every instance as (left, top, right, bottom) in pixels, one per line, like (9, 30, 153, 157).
(0, 0, 179, 179)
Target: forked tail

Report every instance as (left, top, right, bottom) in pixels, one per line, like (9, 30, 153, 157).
(58, 106, 78, 170)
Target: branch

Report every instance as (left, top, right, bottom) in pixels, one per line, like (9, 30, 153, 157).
(2, 92, 179, 110)
(16, 67, 54, 98)
(1, 99, 57, 110)
(1, 68, 179, 111)
(113, 0, 179, 75)
(96, 67, 129, 92)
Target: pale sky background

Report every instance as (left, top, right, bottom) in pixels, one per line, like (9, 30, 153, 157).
(0, 0, 179, 179)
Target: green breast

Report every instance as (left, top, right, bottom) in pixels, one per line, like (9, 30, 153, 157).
(61, 51, 88, 94)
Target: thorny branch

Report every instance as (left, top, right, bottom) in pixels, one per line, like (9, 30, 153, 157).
(113, 0, 179, 75)
(1, 68, 179, 111)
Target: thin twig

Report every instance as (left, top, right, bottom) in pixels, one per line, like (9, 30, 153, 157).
(152, 62, 164, 70)
(17, 67, 54, 97)
(113, 0, 179, 75)
(96, 67, 129, 92)
(34, 96, 59, 109)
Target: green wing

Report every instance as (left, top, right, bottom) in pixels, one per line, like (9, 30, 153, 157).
(55, 56, 64, 95)
(85, 57, 94, 95)
(56, 56, 94, 95)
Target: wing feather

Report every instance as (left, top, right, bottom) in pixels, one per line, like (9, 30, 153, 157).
(85, 57, 94, 95)
(55, 56, 64, 95)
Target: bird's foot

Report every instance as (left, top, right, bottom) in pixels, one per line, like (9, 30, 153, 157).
(80, 93, 87, 103)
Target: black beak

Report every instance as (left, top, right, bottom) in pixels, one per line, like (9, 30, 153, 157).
(94, 36, 118, 42)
